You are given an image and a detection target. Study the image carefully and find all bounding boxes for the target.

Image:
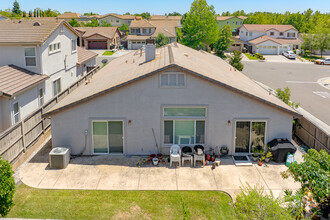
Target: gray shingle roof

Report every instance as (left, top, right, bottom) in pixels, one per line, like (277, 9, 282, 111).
(0, 65, 49, 97)
(44, 43, 300, 117)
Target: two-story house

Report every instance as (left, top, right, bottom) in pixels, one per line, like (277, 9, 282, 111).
(99, 13, 142, 27)
(0, 19, 81, 132)
(127, 20, 178, 50)
(239, 24, 302, 55)
(216, 16, 247, 34)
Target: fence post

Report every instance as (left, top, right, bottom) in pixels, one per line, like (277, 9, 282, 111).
(41, 108, 44, 134)
(21, 120, 26, 152)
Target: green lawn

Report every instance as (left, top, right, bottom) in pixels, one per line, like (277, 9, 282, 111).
(244, 53, 258, 60)
(102, 51, 115, 56)
(8, 184, 234, 219)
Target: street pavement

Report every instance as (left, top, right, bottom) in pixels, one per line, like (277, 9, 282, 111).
(242, 61, 330, 126)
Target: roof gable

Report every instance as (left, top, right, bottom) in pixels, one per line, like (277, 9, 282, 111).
(44, 43, 300, 118)
(242, 24, 297, 32)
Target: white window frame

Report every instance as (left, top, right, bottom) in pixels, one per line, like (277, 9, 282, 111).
(162, 106, 207, 146)
(38, 87, 44, 106)
(160, 72, 186, 88)
(248, 32, 252, 37)
(12, 102, 20, 124)
(91, 120, 125, 155)
(71, 39, 77, 53)
(233, 119, 267, 154)
(53, 78, 61, 96)
(48, 42, 61, 54)
(24, 47, 37, 67)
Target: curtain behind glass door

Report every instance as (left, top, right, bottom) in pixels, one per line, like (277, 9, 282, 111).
(235, 121, 250, 153)
(108, 121, 123, 153)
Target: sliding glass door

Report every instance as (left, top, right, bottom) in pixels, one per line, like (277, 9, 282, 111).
(235, 121, 266, 154)
(92, 121, 123, 154)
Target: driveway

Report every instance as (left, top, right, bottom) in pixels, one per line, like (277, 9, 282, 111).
(19, 144, 302, 199)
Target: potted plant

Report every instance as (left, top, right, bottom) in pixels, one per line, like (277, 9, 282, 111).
(252, 151, 259, 161)
(258, 155, 265, 166)
(264, 151, 272, 163)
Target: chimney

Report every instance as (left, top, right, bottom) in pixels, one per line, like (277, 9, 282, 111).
(145, 38, 156, 62)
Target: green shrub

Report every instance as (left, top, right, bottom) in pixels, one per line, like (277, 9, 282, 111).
(255, 53, 262, 59)
(0, 157, 15, 217)
(229, 50, 244, 71)
(235, 184, 295, 219)
(293, 49, 296, 54)
(305, 50, 311, 56)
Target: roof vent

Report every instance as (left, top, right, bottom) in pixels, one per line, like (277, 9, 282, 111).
(33, 22, 41, 26)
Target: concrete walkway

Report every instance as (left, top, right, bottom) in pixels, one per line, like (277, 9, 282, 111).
(19, 145, 301, 199)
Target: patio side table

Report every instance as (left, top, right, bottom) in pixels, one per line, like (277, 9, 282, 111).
(182, 155, 193, 166)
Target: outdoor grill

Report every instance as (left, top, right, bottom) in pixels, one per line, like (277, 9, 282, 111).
(268, 138, 296, 163)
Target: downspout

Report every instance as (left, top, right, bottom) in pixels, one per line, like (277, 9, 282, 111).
(38, 44, 43, 74)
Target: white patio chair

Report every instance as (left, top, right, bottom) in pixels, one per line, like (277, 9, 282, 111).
(170, 145, 181, 167)
(194, 145, 205, 167)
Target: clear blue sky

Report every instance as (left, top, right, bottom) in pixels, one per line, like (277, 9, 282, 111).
(1, 0, 329, 14)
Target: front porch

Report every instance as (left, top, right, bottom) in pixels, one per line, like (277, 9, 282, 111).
(18, 143, 302, 199)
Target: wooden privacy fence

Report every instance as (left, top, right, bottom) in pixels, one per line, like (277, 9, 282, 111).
(295, 117, 330, 153)
(0, 66, 100, 164)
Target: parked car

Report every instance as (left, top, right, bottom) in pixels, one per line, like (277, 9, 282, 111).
(315, 58, 330, 65)
(282, 51, 296, 59)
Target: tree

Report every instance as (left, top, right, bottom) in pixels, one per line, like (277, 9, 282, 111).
(22, 10, 26, 17)
(33, 9, 36, 17)
(0, 157, 15, 217)
(44, 8, 60, 17)
(28, 10, 32, 17)
(181, 0, 219, 50)
(69, 18, 80, 27)
(134, 12, 150, 19)
(118, 23, 129, 31)
(83, 12, 98, 16)
(84, 18, 99, 27)
(282, 149, 330, 218)
(155, 33, 170, 47)
(12, 0, 21, 15)
(275, 87, 299, 108)
(168, 12, 181, 16)
(302, 34, 317, 52)
(214, 25, 233, 57)
(235, 184, 295, 219)
(124, 12, 130, 15)
(229, 50, 244, 71)
(100, 20, 111, 27)
(315, 29, 329, 58)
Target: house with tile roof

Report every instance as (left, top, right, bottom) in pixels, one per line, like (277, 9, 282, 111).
(0, 19, 95, 132)
(75, 27, 121, 49)
(216, 16, 247, 34)
(99, 13, 142, 27)
(44, 42, 300, 157)
(239, 24, 302, 55)
(127, 20, 178, 49)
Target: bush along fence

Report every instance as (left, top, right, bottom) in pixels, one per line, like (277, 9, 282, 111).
(0, 66, 100, 164)
(295, 117, 330, 153)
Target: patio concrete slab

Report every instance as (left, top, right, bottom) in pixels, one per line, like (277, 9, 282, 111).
(20, 162, 48, 188)
(38, 168, 64, 188)
(138, 167, 177, 190)
(176, 167, 218, 190)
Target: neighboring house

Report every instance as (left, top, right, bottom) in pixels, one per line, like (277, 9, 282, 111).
(75, 27, 121, 49)
(99, 13, 142, 27)
(44, 43, 300, 157)
(0, 65, 49, 132)
(239, 24, 302, 55)
(150, 15, 182, 26)
(77, 47, 97, 76)
(57, 12, 82, 21)
(0, 19, 80, 132)
(217, 16, 247, 34)
(228, 36, 244, 52)
(127, 20, 178, 49)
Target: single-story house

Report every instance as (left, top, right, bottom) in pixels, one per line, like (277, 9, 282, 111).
(75, 27, 121, 49)
(248, 35, 303, 55)
(76, 47, 98, 76)
(57, 12, 82, 21)
(0, 65, 49, 131)
(44, 42, 300, 156)
(228, 36, 245, 52)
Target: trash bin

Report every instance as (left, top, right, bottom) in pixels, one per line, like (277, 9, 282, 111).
(268, 138, 297, 163)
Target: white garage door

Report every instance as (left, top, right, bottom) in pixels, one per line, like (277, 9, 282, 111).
(258, 46, 278, 55)
(279, 46, 289, 54)
(131, 41, 145, 50)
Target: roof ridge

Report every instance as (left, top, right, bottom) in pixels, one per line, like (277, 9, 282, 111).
(168, 45, 174, 64)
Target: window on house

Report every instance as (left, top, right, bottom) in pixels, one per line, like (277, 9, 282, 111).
(227, 21, 229, 24)
(163, 107, 206, 145)
(249, 32, 252, 36)
(280, 32, 284, 36)
(246, 32, 248, 36)
(24, 47, 36, 66)
(270, 32, 274, 36)
(53, 78, 61, 96)
(49, 42, 61, 54)
(71, 39, 77, 52)
(39, 88, 44, 106)
(236, 21, 238, 25)
(116, 20, 119, 23)
(13, 102, 20, 124)
(160, 72, 185, 87)
(287, 33, 295, 38)
(240, 21, 242, 25)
